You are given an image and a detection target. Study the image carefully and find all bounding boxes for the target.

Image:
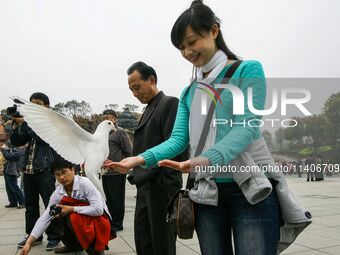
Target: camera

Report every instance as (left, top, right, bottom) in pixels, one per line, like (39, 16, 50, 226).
(6, 105, 22, 118)
(49, 204, 62, 217)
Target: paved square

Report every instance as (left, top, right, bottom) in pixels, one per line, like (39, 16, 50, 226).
(0, 175, 339, 254)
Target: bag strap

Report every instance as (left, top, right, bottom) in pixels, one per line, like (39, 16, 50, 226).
(186, 60, 242, 189)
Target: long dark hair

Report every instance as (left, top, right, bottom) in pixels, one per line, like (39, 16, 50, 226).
(171, 0, 239, 60)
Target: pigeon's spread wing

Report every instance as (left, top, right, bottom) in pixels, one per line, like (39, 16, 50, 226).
(14, 96, 94, 164)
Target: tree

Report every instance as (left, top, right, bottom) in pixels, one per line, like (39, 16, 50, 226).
(303, 114, 330, 148)
(323, 92, 340, 141)
(104, 104, 119, 111)
(282, 117, 304, 145)
(73, 114, 102, 133)
(275, 128, 285, 150)
(54, 100, 92, 118)
(123, 104, 139, 112)
(262, 130, 272, 149)
(53, 103, 65, 114)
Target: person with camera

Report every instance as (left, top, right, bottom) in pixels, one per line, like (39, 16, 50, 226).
(9, 92, 61, 251)
(20, 158, 113, 255)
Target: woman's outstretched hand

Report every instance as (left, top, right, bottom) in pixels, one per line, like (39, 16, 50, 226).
(103, 156, 145, 174)
(158, 159, 191, 173)
(158, 157, 210, 173)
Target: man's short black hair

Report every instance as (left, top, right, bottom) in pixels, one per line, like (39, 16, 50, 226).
(127, 61, 158, 85)
(102, 109, 117, 118)
(29, 92, 50, 106)
(51, 158, 74, 173)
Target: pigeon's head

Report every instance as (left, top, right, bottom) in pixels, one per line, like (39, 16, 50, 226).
(95, 120, 116, 134)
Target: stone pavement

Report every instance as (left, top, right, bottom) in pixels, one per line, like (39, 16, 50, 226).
(0, 175, 339, 255)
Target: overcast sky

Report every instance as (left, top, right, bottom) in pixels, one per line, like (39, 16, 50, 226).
(1, 0, 340, 114)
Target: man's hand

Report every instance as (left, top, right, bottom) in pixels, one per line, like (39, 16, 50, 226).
(20, 236, 36, 255)
(56, 205, 74, 217)
(21, 243, 31, 255)
(103, 156, 145, 174)
(21, 243, 32, 255)
(158, 156, 210, 173)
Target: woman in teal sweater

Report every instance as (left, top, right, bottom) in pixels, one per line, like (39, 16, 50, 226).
(106, 1, 280, 254)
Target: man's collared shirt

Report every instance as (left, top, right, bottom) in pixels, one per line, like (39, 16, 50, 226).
(31, 175, 109, 238)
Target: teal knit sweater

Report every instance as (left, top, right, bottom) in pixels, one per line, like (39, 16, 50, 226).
(140, 60, 266, 181)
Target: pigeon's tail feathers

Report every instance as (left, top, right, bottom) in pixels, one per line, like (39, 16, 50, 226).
(85, 169, 106, 200)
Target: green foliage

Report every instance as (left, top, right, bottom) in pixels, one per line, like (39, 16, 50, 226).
(323, 92, 340, 140)
(53, 100, 92, 118)
(317, 145, 332, 153)
(299, 147, 314, 156)
(262, 130, 272, 148)
(123, 104, 139, 112)
(277, 92, 340, 162)
(105, 104, 119, 111)
(275, 128, 285, 150)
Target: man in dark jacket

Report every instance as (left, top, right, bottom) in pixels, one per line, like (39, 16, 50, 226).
(102, 109, 132, 231)
(105, 62, 188, 255)
(10, 92, 60, 251)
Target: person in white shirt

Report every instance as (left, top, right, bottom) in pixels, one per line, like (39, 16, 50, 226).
(21, 158, 115, 255)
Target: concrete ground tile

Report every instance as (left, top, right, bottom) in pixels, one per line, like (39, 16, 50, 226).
(1, 212, 25, 221)
(176, 245, 200, 255)
(295, 232, 340, 249)
(116, 225, 134, 236)
(312, 216, 340, 227)
(321, 245, 340, 255)
(0, 234, 27, 246)
(310, 210, 340, 217)
(176, 241, 185, 247)
(305, 227, 340, 241)
(281, 243, 313, 254)
(287, 250, 331, 255)
(0, 228, 25, 236)
(0, 220, 25, 229)
(1, 176, 340, 254)
(177, 233, 199, 246)
(186, 244, 201, 253)
(0, 244, 22, 255)
(107, 236, 134, 254)
(119, 234, 135, 251)
(304, 223, 329, 231)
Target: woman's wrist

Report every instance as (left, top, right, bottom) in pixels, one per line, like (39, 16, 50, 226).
(137, 156, 145, 166)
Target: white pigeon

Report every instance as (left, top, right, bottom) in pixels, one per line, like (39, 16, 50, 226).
(12, 96, 115, 199)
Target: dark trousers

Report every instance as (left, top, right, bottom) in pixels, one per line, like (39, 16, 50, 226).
(56, 216, 104, 255)
(102, 174, 126, 230)
(4, 172, 24, 206)
(134, 182, 179, 255)
(306, 170, 316, 181)
(24, 170, 59, 240)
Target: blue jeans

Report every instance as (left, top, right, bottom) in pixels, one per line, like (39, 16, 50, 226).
(4, 172, 25, 206)
(195, 181, 280, 255)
